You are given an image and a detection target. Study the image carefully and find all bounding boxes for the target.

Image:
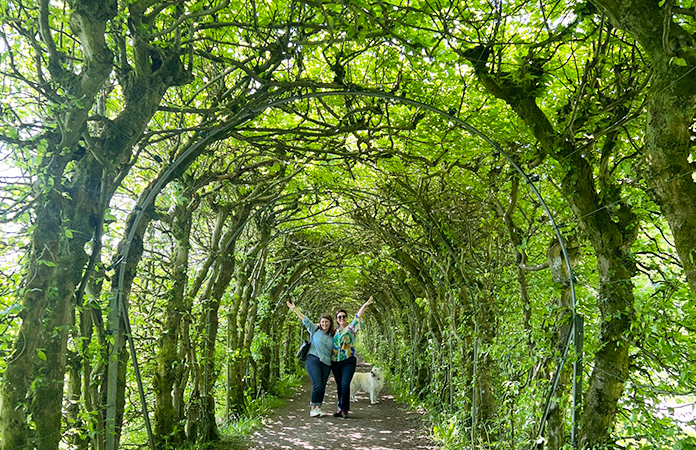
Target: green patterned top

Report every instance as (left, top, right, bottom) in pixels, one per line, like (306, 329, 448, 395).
(332, 315, 361, 362)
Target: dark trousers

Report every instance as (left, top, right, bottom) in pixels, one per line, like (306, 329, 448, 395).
(305, 354, 331, 406)
(331, 356, 357, 412)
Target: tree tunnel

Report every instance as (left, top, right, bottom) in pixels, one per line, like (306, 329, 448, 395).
(4, 2, 696, 450)
(108, 90, 583, 450)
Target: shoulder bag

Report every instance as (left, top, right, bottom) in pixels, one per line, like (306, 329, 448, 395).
(296, 338, 311, 361)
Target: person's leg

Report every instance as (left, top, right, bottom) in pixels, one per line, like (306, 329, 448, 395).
(331, 361, 343, 415)
(338, 357, 357, 414)
(316, 362, 331, 406)
(305, 356, 323, 406)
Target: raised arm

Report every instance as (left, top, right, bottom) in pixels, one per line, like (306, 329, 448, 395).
(287, 300, 305, 320)
(356, 296, 374, 319)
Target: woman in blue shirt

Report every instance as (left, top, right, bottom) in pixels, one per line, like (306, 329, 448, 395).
(287, 300, 335, 417)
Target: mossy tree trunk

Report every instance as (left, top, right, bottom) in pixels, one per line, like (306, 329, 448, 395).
(227, 218, 273, 416)
(153, 185, 198, 449)
(464, 43, 640, 446)
(0, 2, 116, 448)
(589, 0, 696, 301)
(187, 201, 253, 443)
(0, 0, 193, 447)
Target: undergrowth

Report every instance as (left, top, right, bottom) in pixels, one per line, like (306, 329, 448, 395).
(218, 373, 303, 444)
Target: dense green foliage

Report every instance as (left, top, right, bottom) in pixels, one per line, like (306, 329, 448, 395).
(1, 0, 696, 449)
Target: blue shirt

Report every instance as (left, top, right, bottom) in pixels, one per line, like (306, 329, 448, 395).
(302, 316, 334, 366)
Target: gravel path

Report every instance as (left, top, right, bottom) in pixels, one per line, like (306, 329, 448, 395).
(231, 362, 436, 450)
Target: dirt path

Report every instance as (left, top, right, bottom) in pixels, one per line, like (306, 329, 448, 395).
(230, 362, 436, 450)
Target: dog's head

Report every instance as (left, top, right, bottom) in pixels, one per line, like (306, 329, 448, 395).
(370, 367, 384, 381)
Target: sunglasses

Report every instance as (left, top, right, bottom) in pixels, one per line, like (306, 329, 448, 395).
(337, 314, 347, 319)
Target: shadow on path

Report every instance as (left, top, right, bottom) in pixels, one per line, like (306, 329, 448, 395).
(232, 362, 436, 450)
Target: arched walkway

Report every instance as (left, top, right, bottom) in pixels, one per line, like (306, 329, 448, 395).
(107, 89, 581, 449)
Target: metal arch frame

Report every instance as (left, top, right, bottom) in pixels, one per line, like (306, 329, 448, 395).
(105, 88, 582, 450)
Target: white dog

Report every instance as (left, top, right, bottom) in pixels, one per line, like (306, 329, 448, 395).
(350, 367, 385, 404)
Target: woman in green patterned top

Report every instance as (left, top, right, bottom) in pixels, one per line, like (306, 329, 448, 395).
(331, 296, 374, 418)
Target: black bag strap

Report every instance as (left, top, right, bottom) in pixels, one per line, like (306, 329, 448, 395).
(300, 322, 311, 340)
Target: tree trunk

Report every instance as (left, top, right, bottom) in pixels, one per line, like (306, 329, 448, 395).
(0, 2, 192, 444)
(154, 191, 196, 448)
(0, 161, 66, 450)
(30, 286, 74, 450)
(641, 73, 696, 294)
(66, 349, 87, 450)
(227, 254, 257, 416)
(31, 151, 108, 449)
(84, 277, 107, 450)
(560, 158, 636, 449)
(0, 0, 116, 441)
(589, 0, 696, 299)
(105, 204, 153, 449)
(465, 50, 638, 446)
(545, 239, 578, 450)
(193, 206, 251, 442)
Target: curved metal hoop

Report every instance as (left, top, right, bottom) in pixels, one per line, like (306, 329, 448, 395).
(106, 89, 581, 450)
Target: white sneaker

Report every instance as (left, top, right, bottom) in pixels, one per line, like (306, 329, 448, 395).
(309, 408, 321, 417)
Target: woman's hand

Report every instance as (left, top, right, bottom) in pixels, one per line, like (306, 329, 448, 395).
(357, 296, 374, 318)
(287, 300, 304, 320)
